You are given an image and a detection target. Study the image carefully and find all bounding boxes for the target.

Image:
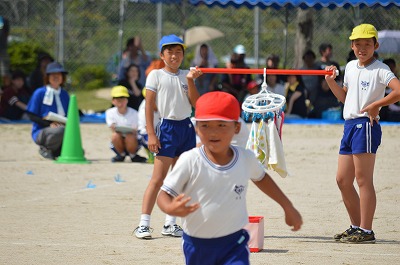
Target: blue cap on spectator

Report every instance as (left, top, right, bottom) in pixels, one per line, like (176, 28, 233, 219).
(46, 62, 68, 74)
(159, 34, 186, 51)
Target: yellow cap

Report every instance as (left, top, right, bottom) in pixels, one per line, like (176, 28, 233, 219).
(111, 85, 129, 98)
(349, 24, 378, 41)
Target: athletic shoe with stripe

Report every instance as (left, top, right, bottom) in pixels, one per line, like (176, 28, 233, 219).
(333, 226, 358, 241)
(133, 226, 152, 239)
(161, 224, 183, 237)
(340, 228, 376, 244)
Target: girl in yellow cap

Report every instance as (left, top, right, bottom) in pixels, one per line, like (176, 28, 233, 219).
(325, 24, 400, 243)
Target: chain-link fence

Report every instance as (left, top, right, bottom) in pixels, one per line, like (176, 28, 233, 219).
(1, 0, 400, 84)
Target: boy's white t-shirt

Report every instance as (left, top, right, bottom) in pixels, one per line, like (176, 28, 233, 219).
(105, 107, 139, 129)
(343, 59, 396, 120)
(145, 68, 192, 120)
(137, 99, 161, 135)
(161, 145, 265, 239)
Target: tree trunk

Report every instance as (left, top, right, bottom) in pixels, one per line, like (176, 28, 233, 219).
(294, 8, 314, 69)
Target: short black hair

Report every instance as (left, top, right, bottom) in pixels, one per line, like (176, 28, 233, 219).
(161, 44, 185, 54)
(319, 43, 332, 54)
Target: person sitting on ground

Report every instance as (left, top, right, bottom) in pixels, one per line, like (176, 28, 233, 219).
(284, 74, 308, 118)
(117, 63, 144, 111)
(28, 52, 54, 94)
(26, 62, 70, 160)
(105, 85, 147, 163)
(0, 70, 31, 120)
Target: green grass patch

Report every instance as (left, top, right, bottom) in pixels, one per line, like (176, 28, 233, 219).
(71, 89, 110, 113)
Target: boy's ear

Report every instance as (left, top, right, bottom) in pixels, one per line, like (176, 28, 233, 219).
(374, 42, 379, 50)
(235, 122, 241, 134)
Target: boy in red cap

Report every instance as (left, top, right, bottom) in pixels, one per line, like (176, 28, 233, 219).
(157, 91, 302, 265)
(133, 34, 203, 239)
(325, 24, 400, 243)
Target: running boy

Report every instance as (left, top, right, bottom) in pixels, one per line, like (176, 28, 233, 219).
(157, 91, 302, 265)
(325, 24, 400, 243)
(134, 35, 202, 239)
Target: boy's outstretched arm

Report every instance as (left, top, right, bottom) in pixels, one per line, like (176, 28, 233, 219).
(252, 174, 303, 231)
(157, 191, 200, 217)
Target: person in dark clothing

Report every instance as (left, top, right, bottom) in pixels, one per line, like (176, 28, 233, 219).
(117, 63, 144, 111)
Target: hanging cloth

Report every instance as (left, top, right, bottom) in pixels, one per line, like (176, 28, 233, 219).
(266, 119, 288, 178)
(246, 118, 288, 178)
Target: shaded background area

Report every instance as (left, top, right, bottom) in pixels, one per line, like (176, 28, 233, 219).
(1, 0, 400, 77)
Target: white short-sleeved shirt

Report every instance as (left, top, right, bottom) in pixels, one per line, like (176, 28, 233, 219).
(145, 69, 192, 120)
(105, 107, 139, 129)
(343, 59, 396, 120)
(137, 99, 161, 135)
(161, 145, 265, 238)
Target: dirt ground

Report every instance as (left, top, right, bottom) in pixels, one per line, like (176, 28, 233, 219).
(0, 123, 399, 265)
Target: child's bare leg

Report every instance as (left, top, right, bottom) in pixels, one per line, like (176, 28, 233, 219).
(111, 132, 125, 154)
(141, 156, 173, 214)
(354, 153, 376, 230)
(336, 154, 360, 226)
(124, 133, 138, 154)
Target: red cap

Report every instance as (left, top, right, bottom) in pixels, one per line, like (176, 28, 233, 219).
(195, 92, 240, 121)
(247, 80, 258, 90)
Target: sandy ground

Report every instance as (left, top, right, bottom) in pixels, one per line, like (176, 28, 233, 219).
(0, 123, 399, 265)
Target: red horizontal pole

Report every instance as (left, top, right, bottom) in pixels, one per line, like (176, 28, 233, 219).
(195, 68, 336, 76)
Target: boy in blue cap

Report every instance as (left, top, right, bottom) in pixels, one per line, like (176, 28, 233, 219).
(325, 24, 400, 243)
(134, 34, 203, 239)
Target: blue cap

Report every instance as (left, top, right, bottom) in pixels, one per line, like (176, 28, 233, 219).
(159, 34, 186, 51)
(46, 62, 68, 74)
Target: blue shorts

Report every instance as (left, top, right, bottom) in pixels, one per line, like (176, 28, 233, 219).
(156, 117, 196, 158)
(339, 118, 382, 155)
(182, 229, 250, 265)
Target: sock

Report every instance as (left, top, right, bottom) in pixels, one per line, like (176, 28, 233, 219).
(164, 214, 176, 227)
(110, 143, 125, 157)
(129, 153, 136, 159)
(359, 227, 372, 234)
(139, 214, 150, 227)
(351, 225, 359, 229)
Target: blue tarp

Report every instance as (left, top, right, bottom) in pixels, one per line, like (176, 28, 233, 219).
(188, 0, 400, 9)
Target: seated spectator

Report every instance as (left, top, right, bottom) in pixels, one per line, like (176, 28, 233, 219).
(28, 52, 54, 94)
(308, 77, 341, 119)
(243, 80, 260, 101)
(191, 43, 219, 95)
(265, 54, 286, 84)
(117, 36, 150, 86)
(220, 53, 252, 103)
(266, 73, 285, 96)
(0, 70, 31, 120)
(284, 74, 308, 118)
(26, 62, 70, 160)
(300, 50, 320, 107)
(105, 85, 147, 163)
(117, 63, 144, 111)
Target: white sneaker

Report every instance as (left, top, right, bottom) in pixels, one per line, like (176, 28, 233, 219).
(133, 226, 152, 239)
(161, 224, 183, 237)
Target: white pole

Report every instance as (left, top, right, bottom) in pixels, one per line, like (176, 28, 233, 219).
(254, 7, 260, 68)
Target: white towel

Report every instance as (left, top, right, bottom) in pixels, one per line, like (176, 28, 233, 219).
(43, 86, 65, 116)
(246, 118, 288, 178)
(246, 121, 267, 165)
(266, 119, 288, 178)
